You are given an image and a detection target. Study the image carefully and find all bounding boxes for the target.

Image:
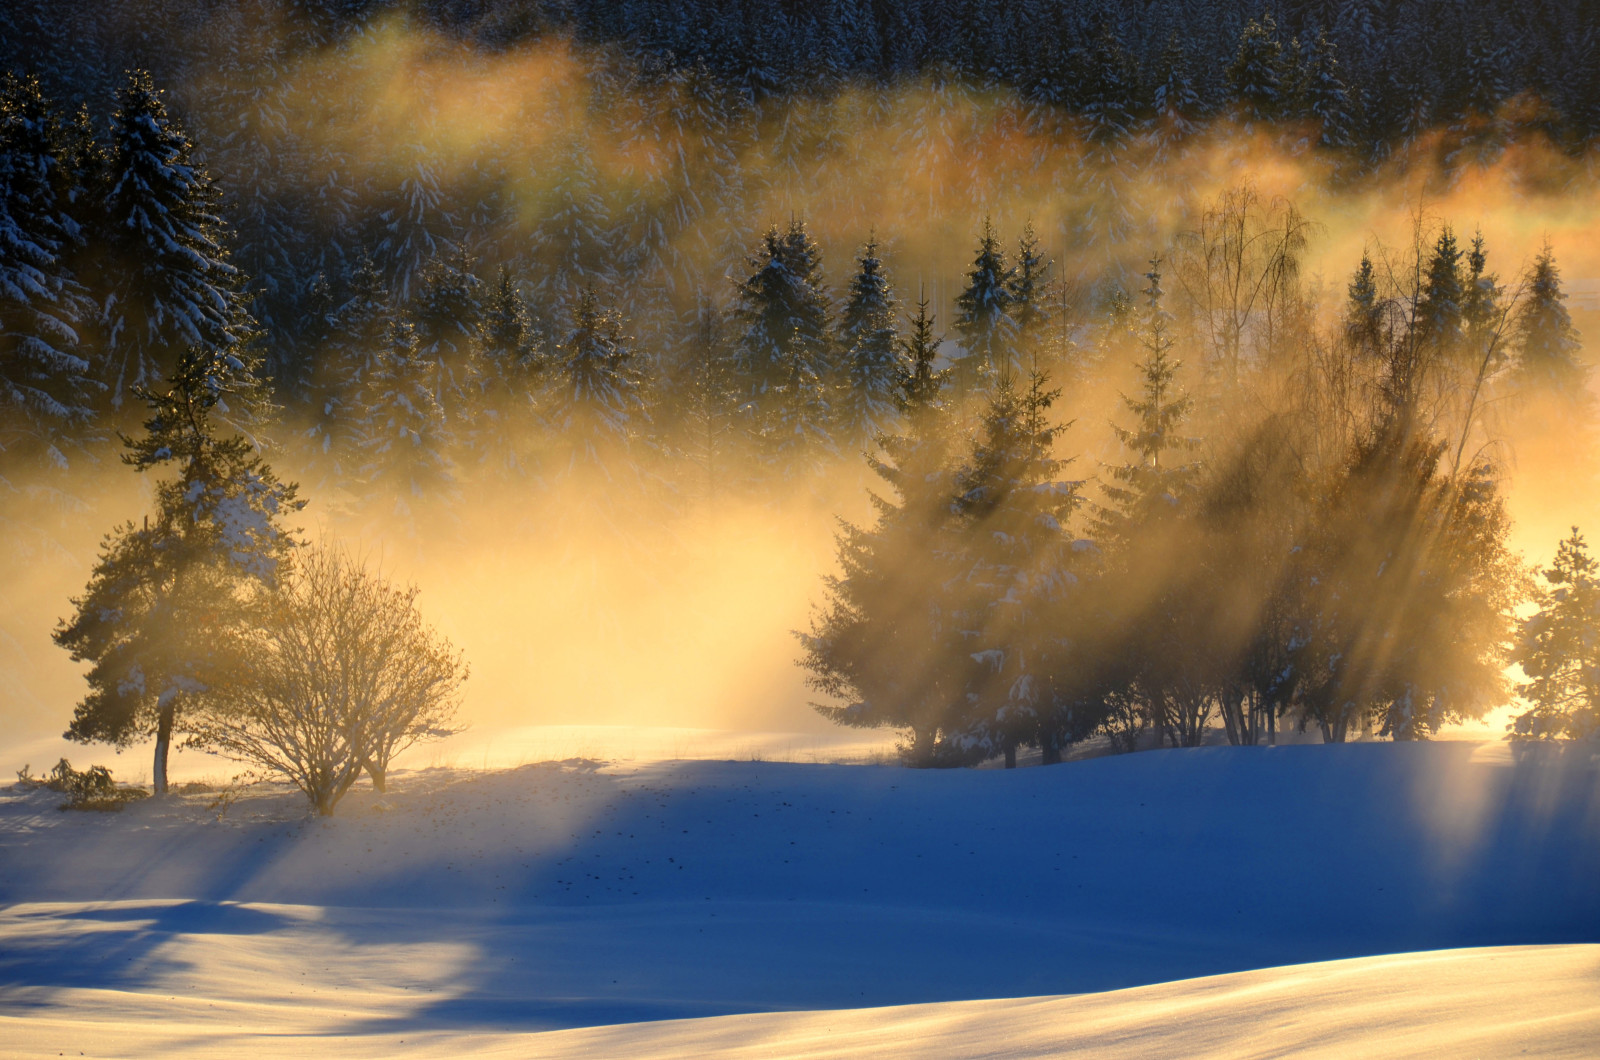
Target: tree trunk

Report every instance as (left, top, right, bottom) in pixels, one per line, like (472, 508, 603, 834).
(365, 759, 387, 793)
(1003, 742, 1017, 769)
(152, 705, 173, 797)
(1040, 737, 1062, 766)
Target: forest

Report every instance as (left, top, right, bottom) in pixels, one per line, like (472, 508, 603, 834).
(4, 0, 1600, 802)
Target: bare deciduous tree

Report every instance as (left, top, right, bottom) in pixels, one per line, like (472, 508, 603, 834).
(201, 544, 466, 815)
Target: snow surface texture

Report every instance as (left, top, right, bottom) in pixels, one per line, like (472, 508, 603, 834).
(2, 742, 1597, 1056)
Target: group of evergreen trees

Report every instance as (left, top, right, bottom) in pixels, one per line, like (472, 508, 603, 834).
(803, 214, 1596, 765)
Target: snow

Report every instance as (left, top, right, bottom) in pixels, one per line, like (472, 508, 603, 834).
(1, 741, 1596, 1056)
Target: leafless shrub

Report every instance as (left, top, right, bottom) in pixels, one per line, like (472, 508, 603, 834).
(201, 544, 467, 815)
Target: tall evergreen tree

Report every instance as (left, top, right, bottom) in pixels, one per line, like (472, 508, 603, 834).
(99, 70, 249, 411)
(53, 341, 300, 795)
(952, 218, 1016, 391)
(548, 287, 645, 481)
(1416, 226, 1465, 353)
(836, 236, 902, 452)
(1511, 528, 1600, 742)
(801, 293, 962, 765)
(1008, 222, 1052, 359)
(0, 72, 96, 469)
(352, 318, 457, 522)
(1514, 243, 1586, 394)
(948, 370, 1086, 767)
(1227, 15, 1287, 124)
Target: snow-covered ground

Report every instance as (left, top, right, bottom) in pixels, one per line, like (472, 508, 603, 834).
(2, 741, 1597, 1056)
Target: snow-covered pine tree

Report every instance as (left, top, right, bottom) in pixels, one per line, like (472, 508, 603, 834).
(99, 70, 250, 412)
(1345, 252, 1386, 356)
(1148, 33, 1204, 161)
(1227, 15, 1286, 125)
(547, 287, 645, 483)
(947, 368, 1086, 767)
(1511, 528, 1600, 742)
(1460, 229, 1503, 367)
(1415, 225, 1465, 354)
(528, 136, 619, 337)
(731, 221, 833, 477)
(352, 318, 457, 527)
(406, 246, 484, 433)
(53, 340, 301, 796)
(801, 289, 964, 765)
(835, 236, 903, 453)
(373, 139, 457, 303)
(952, 217, 1016, 392)
(1514, 242, 1587, 395)
(303, 252, 391, 494)
(1008, 222, 1051, 361)
(0, 72, 97, 471)
(475, 265, 543, 479)
(1306, 30, 1356, 150)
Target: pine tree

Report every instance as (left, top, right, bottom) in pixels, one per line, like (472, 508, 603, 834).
(1345, 252, 1385, 355)
(1227, 15, 1286, 124)
(548, 287, 645, 481)
(0, 72, 96, 469)
(1416, 226, 1464, 352)
(952, 218, 1016, 391)
(99, 70, 249, 411)
(475, 266, 543, 478)
(1512, 528, 1600, 742)
(352, 318, 457, 523)
(1306, 30, 1356, 149)
(947, 369, 1086, 767)
(1148, 33, 1203, 157)
(1008, 222, 1051, 359)
(53, 342, 301, 795)
(1461, 230, 1502, 364)
(803, 290, 966, 764)
(1514, 243, 1586, 394)
(1095, 260, 1199, 549)
(303, 253, 391, 493)
(1078, 20, 1139, 149)
(836, 236, 903, 452)
(731, 221, 833, 475)
(406, 246, 484, 430)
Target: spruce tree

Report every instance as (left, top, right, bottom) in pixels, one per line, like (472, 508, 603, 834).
(731, 221, 833, 475)
(304, 253, 391, 493)
(1306, 31, 1356, 150)
(948, 369, 1086, 767)
(53, 342, 301, 795)
(475, 266, 543, 478)
(0, 72, 96, 469)
(802, 292, 962, 765)
(1512, 528, 1600, 742)
(548, 287, 644, 481)
(352, 318, 457, 523)
(99, 70, 248, 411)
(407, 246, 484, 430)
(836, 236, 903, 452)
(1227, 15, 1286, 124)
(1514, 243, 1586, 394)
(952, 218, 1016, 391)
(1008, 222, 1052, 359)
(1416, 226, 1465, 353)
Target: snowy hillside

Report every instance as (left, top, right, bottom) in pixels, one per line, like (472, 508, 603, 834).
(2, 742, 1597, 1056)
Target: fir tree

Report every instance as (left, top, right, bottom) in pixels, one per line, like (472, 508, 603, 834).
(1148, 33, 1203, 156)
(475, 266, 543, 477)
(731, 221, 833, 475)
(1227, 15, 1286, 124)
(1416, 226, 1465, 352)
(352, 318, 457, 523)
(1514, 243, 1586, 394)
(100, 70, 249, 411)
(406, 246, 484, 429)
(1094, 260, 1199, 549)
(1345, 252, 1385, 355)
(53, 342, 301, 795)
(303, 253, 391, 493)
(548, 287, 645, 481)
(836, 236, 903, 452)
(0, 72, 96, 468)
(1306, 30, 1356, 149)
(1512, 528, 1600, 742)
(952, 218, 1016, 391)
(948, 370, 1086, 767)
(1461, 230, 1502, 364)
(801, 294, 962, 765)
(1008, 222, 1052, 359)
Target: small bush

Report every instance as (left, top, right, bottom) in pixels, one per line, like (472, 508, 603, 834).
(17, 759, 149, 811)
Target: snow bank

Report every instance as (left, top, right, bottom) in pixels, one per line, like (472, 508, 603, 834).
(1, 742, 1596, 1055)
